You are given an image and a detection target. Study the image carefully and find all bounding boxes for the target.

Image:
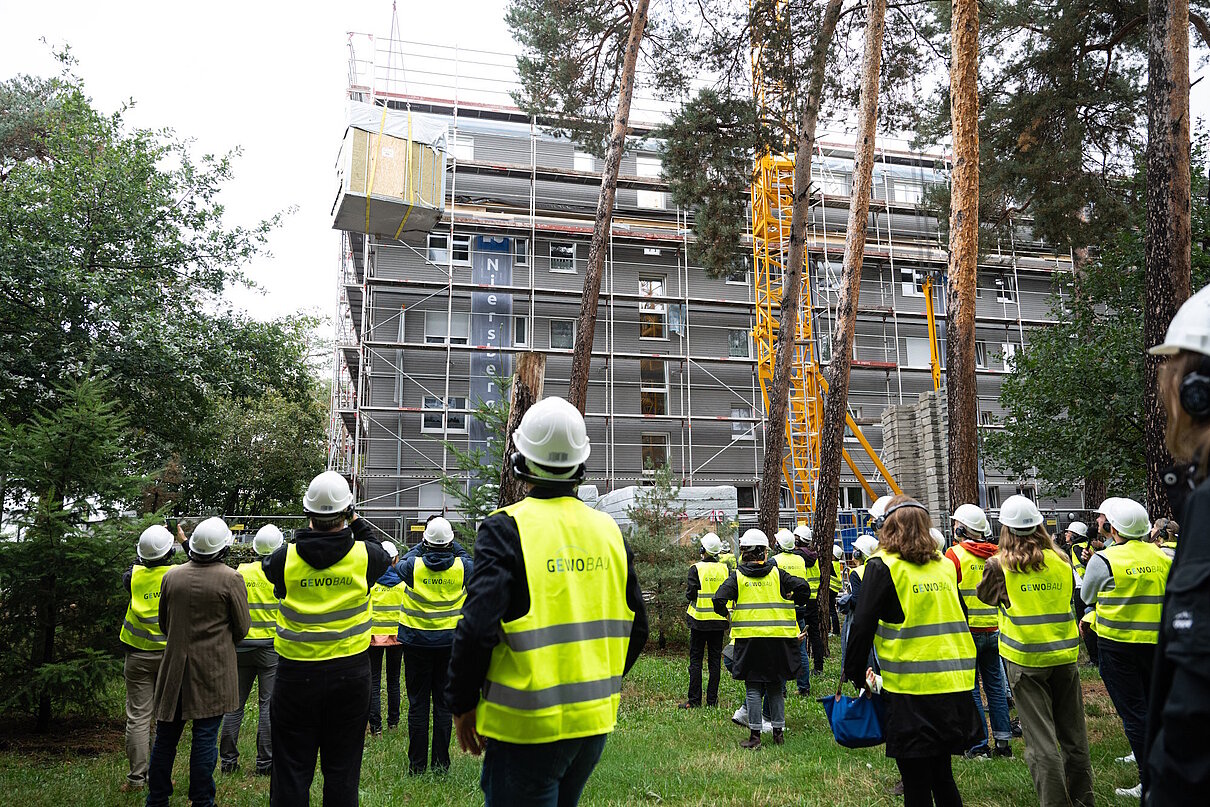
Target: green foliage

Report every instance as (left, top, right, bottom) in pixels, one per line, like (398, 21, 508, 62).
(627, 464, 692, 650)
(985, 148, 1210, 499)
(435, 394, 511, 550)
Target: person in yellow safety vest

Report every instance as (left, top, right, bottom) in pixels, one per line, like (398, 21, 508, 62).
(1150, 517, 1179, 559)
(447, 397, 648, 807)
(828, 544, 844, 634)
(1080, 496, 1171, 799)
(843, 496, 981, 805)
(943, 503, 1013, 760)
(719, 538, 737, 571)
(711, 528, 812, 750)
(679, 531, 728, 709)
(367, 540, 405, 738)
(397, 518, 472, 774)
(261, 471, 391, 806)
(219, 524, 285, 776)
(1064, 520, 1100, 667)
(976, 496, 1094, 807)
(119, 525, 178, 793)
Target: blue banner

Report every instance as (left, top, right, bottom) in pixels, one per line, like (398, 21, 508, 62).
(469, 236, 513, 472)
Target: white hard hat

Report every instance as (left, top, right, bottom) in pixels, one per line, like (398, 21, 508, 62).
(832, 544, 843, 560)
(1066, 521, 1089, 538)
(952, 503, 991, 537)
(700, 532, 723, 556)
(423, 516, 454, 546)
(869, 495, 894, 520)
(793, 525, 813, 543)
(720, 539, 732, 554)
(1149, 283, 1210, 357)
(512, 396, 590, 469)
(253, 524, 284, 556)
(999, 495, 1044, 535)
(929, 527, 946, 549)
(1096, 497, 1124, 516)
(775, 528, 795, 551)
(381, 540, 399, 560)
(190, 516, 232, 556)
(1102, 497, 1151, 539)
(303, 470, 354, 515)
(137, 525, 174, 562)
(739, 528, 769, 549)
(854, 534, 879, 557)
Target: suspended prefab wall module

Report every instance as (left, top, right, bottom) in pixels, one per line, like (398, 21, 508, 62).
(331, 102, 447, 244)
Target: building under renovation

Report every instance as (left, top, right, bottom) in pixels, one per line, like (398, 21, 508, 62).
(327, 36, 1083, 543)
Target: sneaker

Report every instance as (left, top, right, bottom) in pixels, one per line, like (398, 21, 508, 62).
(678, 701, 700, 709)
(1114, 784, 1142, 798)
(1010, 718, 1023, 738)
(1116, 751, 1136, 764)
(964, 746, 991, 760)
(220, 763, 239, 774)
(760, 720, 774, 734)
(732, 707, 748, 727)
(992, 742, 1013, 758)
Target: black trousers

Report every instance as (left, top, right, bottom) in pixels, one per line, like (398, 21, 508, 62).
(1099, 638, 1155, 770)
(269, 654, 370, 807)
(686, 628, 724, 706)
(368, 644, 403, 732)
(403, 645, 453, 774)
(895, 754, 963, 807)
(828, 594, 841, 635)
(801, 600, 826, 672)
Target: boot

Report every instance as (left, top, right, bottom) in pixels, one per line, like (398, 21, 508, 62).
(740, 729, 761, 749)
(772, 728, 785, 745)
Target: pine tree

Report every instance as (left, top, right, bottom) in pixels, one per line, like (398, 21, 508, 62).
(627, 464, 691, 650)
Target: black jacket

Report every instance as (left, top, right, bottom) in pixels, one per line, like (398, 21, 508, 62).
(1143, 467, 1210, 803)
(712, 560, 811, 682)
(262, 517, 390, 671)
(444, 486, 649, 716)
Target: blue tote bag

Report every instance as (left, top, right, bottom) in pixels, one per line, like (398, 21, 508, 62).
(819, 681, 886, 749)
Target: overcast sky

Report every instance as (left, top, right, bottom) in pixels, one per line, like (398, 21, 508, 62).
(3, 2, 1208, 326)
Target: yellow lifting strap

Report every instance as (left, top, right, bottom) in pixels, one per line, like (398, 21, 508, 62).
(392, 111, 416, 241)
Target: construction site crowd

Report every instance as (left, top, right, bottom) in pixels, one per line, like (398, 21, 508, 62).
(116, 285, 1210, 806)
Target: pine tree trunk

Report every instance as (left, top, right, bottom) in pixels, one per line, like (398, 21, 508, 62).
(1144, 0, 1192, 517)
(1083, 474, 1107, 511)
(498, 352, 547, 508)
(566, 0, 651, 413)
(945, 0, 980, 512)
(756, 0, 844, 538)
(813, 0, 888, 552)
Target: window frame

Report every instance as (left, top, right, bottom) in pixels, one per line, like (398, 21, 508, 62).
(727, 328, 751, 359)
(426, 233, 471, 266)
(975, 341, 988, 369)
(979, 410, 996, 426)
(892, 180, 923, 205)
(449, 133, 474, 161)
(731, 406, 754, 441)
(900, 267, 925, 297)
(424, 311, 470, 345)
(421, 396, 445, 433)
(1001, 341, 1018, 370)
(996, 273, 1017, 304)
(513, 238, 529, 267)
(549, 318, 576, 350)
(549, 241, 577, 274)
(639, 358, 668, 416)
(445, 396, 468, 434)
(638, 275, 668, 340)
(573, 151, 594, 172)
(640, 433, 670, 474)
(513, 315, 529, 347)
(986, 487, 1001, 509)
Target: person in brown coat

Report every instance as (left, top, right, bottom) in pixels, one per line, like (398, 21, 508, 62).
(146, 517, 250, 807)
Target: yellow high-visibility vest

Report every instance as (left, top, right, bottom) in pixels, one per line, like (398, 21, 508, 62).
(773, 551, 806, 581)
(998, 550, 1079, 667)
(370, 578, 408, 636)
(399, 557, 465, 632)
(873, 553, 976, 695)
(719, 552, 737, 571)
(729, 568, 798, 640)
(687, 561, 728, 623)
(950, 545, 999, 629)
(830, 560, 844, 593)
(803, 559, 821, 599)
(476, 496, 634, 745)
(274, 542, 371, 661)
(1094, 540, 1171, 644)
(120, 565, 171, 651)
(1070, 542, 1089, 576)
(237, 561, 279, 642)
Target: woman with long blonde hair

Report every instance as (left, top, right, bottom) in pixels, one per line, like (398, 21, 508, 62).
(1142, 283, 1210, 805)
(844, 496, 981, 807)
(976, 496, 1092, 807)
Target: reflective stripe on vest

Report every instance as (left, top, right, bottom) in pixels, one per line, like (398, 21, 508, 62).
(476, 496, 634, 745)
(1094, 540, 1171, 644)
(399, 557, 465, 632)
(120, 565, 171, 651)
(237, 562, 280, 641)
(729, 568, 798, 639)
(370, 579, 408, 636)
(998, 550, 1079, 667)
(873, 553, 976, 695)
(830, 560, 844, 593)
(951, 545, 999, 628)
(274, 542, 371, 661)
(687, 561, 728, 622)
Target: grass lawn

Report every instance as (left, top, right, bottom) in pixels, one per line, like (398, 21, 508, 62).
(0, 639, 1138, 806)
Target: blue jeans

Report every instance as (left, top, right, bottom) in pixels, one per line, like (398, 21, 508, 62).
(146, 713, 222, 807)
(481, 734, 608, 807)
(796, 615, 811, 693)
(970, 631, 1012, 748)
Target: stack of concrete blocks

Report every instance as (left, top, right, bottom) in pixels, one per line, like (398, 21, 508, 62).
(590, 484, 738, 543)
(880, 389, 950, 521)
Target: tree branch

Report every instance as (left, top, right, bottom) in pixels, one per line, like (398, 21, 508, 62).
(1192, 12, 1210, 50)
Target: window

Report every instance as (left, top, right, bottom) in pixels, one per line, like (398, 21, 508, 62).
(980, 410, 995, 426)
(550, 242, 577, 273)
(637, 189, 665, 210)
(726, 263, 750, 285)
(1016, 485, 1036, 502)
(513, 315, 528, 347)
(728, 329, 751, 358)
(640, 359, 667, 416)
(446, 397, 467, 433)
(840, 486, 865, 509)
(573, 151, 594, 172)
(450, 134, 473, 161)
(418, 481, 445, 519)
(996, 273, 1017, 304)
(905, 337, 932, 367)
(421, 397, 443, 432)
(814, 171, 848, 197)
(427, 233, 471, 265)
(1001, 342, 1018, 370)
(900, 267, 925, 297)
(731, 406, 754, 441)
(737, 486, 756, 511)
(422, 396, 468, 433)
(513, 238, 529, 266)
(639, 276, 667, 339)
(851, 405, 864, 420)
(818, 332, 833, 363)
(424, 311, 470, 345)
(975, 341, 988, 369)
(636, 156, 662, 178)
(550, 319, 576, 350)
(641, 433, 669, 473)
(986, 487, 1001, 509)
(893, 180, 922, 205)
